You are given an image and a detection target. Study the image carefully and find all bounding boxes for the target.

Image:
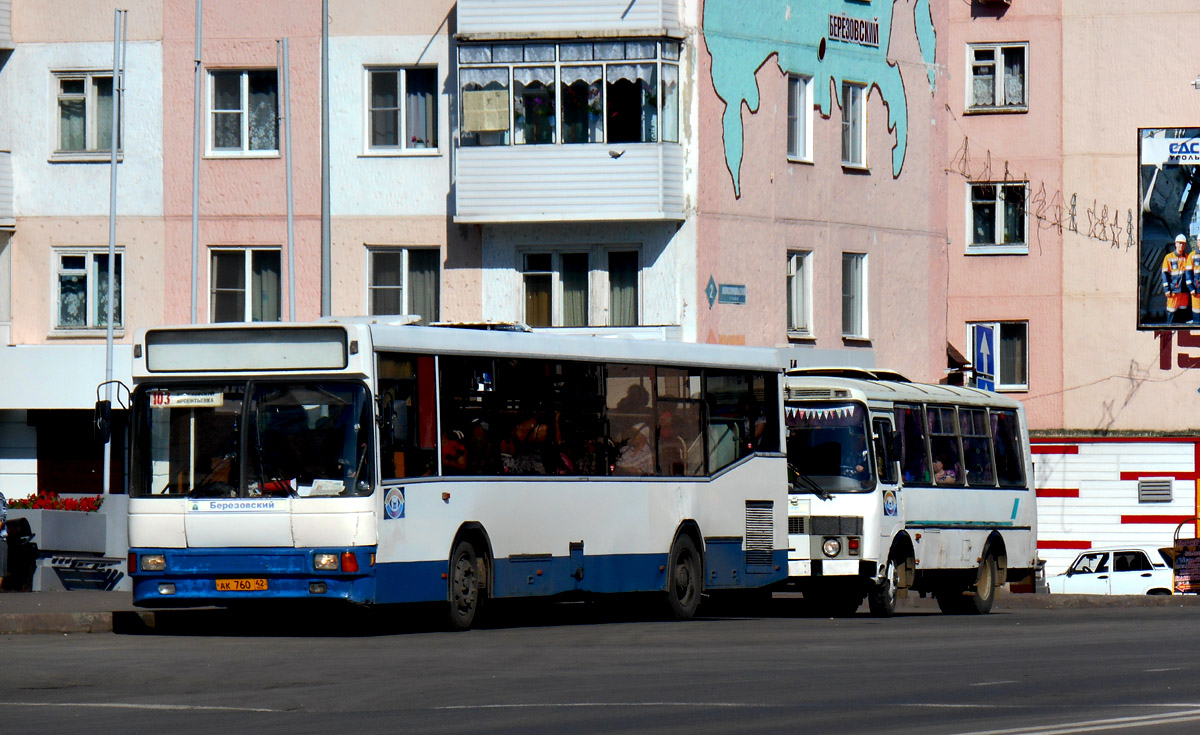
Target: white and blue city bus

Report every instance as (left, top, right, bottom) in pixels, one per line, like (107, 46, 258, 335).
(125, 320, 788, 628)
(782, 369, 1036, 616)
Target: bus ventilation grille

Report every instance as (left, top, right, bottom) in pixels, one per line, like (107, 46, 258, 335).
(745, 501, 775, 568)
(788, 516, 805, 535)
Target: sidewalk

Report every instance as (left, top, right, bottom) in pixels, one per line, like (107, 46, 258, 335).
(3, 589, 1200, 634)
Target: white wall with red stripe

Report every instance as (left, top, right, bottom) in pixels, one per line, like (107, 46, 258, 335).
(1033, 438, 1199, 575)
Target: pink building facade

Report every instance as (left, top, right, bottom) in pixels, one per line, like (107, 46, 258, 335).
(5, 0, 1199, 581)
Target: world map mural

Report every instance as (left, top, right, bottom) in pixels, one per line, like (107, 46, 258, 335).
(703, 0, 937, 196)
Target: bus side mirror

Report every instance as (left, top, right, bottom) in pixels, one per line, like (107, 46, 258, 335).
(94, 400, 112, 443)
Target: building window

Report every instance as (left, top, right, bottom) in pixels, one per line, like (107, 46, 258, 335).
(368, 67, 438, 151)
(970, 182, 1028, 253)
(787, 74, 812, 161)
(969, 43, 1027, 111)
(208, 70, 278, 155)
(210, 248, 281, 323)
(787, 250, 812, 335)
(840, 82, 865, 167)
(459, 40, 680, 147)
(841, 252, 866, 338)
(55, 250, 123, 331)
(368, 248, 440, 324)
(969, 322, 1029, 390)
(521, 247, 639, 328)
(55, 72, 120, 156)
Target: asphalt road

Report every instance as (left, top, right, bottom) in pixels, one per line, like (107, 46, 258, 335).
(3, 600, 1200, 735)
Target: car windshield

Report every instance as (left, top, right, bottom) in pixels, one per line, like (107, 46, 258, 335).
(785, 402, 874, 494)
(131, 381, 373, 498)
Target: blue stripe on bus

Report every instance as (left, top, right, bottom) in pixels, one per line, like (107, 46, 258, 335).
(131, 546, 788, 607)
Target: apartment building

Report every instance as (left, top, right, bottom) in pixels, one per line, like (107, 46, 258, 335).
(1, 0, 951, 500)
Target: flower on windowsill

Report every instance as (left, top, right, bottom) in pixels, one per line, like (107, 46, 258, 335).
(7, 492, 104, 512)
(410, 136, 427, 149)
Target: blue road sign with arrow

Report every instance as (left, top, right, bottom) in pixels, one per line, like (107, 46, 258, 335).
(974, 325, 995, 391)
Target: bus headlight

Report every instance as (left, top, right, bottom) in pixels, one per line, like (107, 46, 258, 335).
(314, 553, 339, 571)
(140, 554, 166, 571)
(822, 537, 842, 558)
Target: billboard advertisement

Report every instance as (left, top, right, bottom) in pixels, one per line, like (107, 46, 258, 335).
(1139, 128, 1200, 328)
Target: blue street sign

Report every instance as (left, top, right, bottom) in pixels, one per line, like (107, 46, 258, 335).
(974, 325, 995, 391)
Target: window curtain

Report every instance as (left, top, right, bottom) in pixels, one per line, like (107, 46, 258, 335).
(58, 269, 86, 327)
(1003, 48, 1024, 105)
(661, 64, 679, 143)
(251, 250, 281, 322)
(408, 249, 440, 324)
(514, 67, 555, 145)
(606, 64, 657, 143)
(248, 71, 278, 151)
(562, 253, 588, 327)
(95, 77, 115, 151)
(94, 253, 122, 327)
(406, 69, 437, 148)
(561, 66, 602, 144)
(972, 61, 994, 107)
(58, 80, 86, 151)
(609, 251, 638, 327)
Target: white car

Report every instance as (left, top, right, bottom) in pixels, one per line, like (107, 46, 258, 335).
(1047, 547, 1175, 595)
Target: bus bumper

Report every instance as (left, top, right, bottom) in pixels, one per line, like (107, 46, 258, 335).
(129, 547, 376, 608)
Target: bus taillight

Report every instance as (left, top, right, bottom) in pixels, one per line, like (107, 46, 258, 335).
(848, 537, 861, 556)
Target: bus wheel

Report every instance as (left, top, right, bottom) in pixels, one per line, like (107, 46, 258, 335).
(868, 558, 901, 617)
(935, 554, 997, 615)
(448, 540, 482, 631)
(665, 535, 701, 620)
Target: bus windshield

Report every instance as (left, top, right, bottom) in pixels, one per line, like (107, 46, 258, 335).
(131, 381, 373, 498)
(785, 402, 873, 494)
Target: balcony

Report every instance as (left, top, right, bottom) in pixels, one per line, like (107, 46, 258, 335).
(0, 150, 13, 228)
(456, 0, 682, 38)
(454, 143, 684, 223)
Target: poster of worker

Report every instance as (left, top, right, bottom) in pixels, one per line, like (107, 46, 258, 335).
(1139, 127, 1200, 328)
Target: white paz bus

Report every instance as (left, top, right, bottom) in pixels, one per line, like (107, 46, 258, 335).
(125, 320, 788, 628)
(782, 369, 1036, 616)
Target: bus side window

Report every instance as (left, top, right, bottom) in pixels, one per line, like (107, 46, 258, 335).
(960, 408, 995, 486)
(928, 406, 964, 486)
(894, 404, 929, 485)
(991, 409, 1025, 487)
(378, 353, 437, 479)
(872, 418, 898, 485)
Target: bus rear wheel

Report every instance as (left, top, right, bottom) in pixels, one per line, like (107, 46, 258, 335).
(935, 554, 997, 615)
(665, 535, 701, 620)
(448, 540, 483, 631)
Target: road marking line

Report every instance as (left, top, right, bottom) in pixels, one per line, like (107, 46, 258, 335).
(970, 681, 1019, 687)
(434, 702, 778, 711)
(0, 702, 281, 713)
(948, 708, 1200, 735)
(1145, 667, 1185, 672)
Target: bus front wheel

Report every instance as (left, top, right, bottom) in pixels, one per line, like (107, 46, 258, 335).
(868, 557, 901, 617)
(665, 535, 701, 620)
(448, 540, 483, 631)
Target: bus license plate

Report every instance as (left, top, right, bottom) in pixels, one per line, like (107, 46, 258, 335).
(216, 578, 268, 592)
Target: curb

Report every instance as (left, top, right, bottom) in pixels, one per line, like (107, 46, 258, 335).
(0, 611, 114, 634)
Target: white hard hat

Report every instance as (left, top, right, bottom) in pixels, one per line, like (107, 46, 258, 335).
(1177, 234, 1188, 244)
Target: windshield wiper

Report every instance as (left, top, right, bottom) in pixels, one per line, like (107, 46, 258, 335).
(788, 462, 831, 501)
